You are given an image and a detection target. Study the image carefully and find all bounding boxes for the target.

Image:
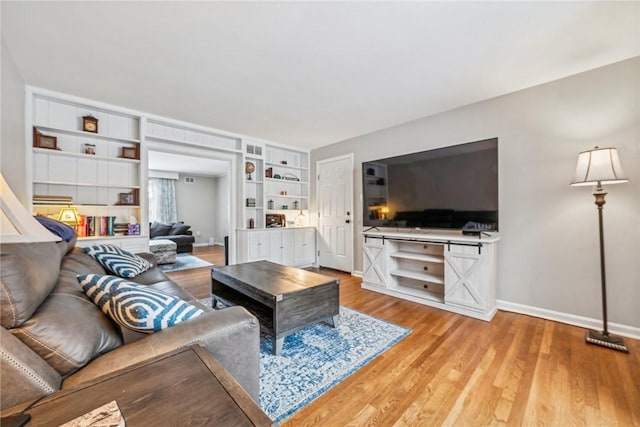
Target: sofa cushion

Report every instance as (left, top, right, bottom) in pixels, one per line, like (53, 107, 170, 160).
(0, 241, 68, 328)
(150, 221, 173, 238)
(170, 223, 190, 235)
(78, 274, 204, 333)
(83, 244, 151, 278)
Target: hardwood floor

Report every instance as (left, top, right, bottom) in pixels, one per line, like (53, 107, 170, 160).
(170, 246, 640, 426)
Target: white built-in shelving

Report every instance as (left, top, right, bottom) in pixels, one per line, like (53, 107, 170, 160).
(237, 140, 315, 266)
(28, 90, 147, 251)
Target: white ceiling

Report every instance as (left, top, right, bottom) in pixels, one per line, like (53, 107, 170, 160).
(2, 2, 639, 150)
(148, 150, 229, 177)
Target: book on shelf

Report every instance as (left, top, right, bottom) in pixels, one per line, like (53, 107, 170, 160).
(73, 216, 140, 238)
(93, 216, 117, 237)
(33, 194, 73, 205)
(98, 217, 111, 236)
(107, 216, 116, 236)
(114, 223, 128, 237)
(75, 216, 87, 237)
(87, 216, 96, 237)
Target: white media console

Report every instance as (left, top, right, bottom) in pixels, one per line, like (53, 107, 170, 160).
(362, 230, 500, 321)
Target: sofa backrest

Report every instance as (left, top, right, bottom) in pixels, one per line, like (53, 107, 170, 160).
(8, 248, 123, 377)
(150, 221, 192, 238)
(0, 240, 71, 328)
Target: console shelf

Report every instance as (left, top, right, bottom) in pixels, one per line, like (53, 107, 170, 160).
(389, 251, 444, 264)
(363, 230, 500, 321)
(389, 269, 444, 284)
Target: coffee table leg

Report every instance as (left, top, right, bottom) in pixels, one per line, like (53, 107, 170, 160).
(273, 337, 283, 356)
(332, 315, 340, 328)
(212, 297, 219, 309)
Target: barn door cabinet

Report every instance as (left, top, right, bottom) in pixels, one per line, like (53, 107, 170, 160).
(361, 231, 499, 321)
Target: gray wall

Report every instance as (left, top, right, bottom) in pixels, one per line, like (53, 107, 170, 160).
(1, 42, 26, 201)
(310, 57, 640, 328)
(176, 174, 229, 245)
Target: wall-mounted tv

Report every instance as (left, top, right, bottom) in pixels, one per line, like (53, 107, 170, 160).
(362, 138, 498, 231)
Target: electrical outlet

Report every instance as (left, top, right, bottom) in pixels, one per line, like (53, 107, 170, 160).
(196, 230, 201, 237)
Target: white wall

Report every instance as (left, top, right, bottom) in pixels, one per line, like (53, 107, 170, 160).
(1, 42, 26, 200)
(310, 57, 640, 329)
(215, 174, 230, 245)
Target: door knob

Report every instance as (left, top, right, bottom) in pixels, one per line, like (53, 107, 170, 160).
(345, 219, 351, 224)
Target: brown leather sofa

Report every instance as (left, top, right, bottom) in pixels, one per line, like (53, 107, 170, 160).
(0, 236, 260, 412)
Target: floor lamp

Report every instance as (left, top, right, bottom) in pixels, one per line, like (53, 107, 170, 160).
(571, 146, 629, 352)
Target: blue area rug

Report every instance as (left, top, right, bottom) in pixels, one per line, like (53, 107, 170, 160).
(199, 297, 411, 423)
(159, 254, 213, 273)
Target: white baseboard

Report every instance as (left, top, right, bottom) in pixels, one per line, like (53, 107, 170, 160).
(352, 270, 363, 278)
(194, 242, 224, 247)
(497, 300, 640, 340)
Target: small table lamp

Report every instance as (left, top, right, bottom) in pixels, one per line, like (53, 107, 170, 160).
(57, 205, 81, 226)
(380, 207, 390, 220)
(571, 146, 629, 352)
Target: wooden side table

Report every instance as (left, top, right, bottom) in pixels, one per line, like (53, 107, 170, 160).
(6, 345, 274, 426)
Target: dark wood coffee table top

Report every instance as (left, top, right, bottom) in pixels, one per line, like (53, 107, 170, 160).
(212, 261, 339, 301)
(211, 261, 340, 355)
(6, 346, 274, 426)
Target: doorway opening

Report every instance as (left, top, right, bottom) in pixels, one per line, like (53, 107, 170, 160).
(146, 145, 237, 261)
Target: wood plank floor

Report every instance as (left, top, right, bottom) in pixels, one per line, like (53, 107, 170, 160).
(170, 246, 640, 426)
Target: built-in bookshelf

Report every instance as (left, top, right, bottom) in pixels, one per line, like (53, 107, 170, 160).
(241, 140, 310, 230)
(238, 141, 315, 266)
(29, 90, 146, 251)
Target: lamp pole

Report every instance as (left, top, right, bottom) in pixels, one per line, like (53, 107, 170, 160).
(593, 184, 608, 336)
(584, 183, 628, 352)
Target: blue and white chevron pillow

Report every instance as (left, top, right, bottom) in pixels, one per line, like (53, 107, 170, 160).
(78, 274, 204, 333)
(83, 244, 151, 278)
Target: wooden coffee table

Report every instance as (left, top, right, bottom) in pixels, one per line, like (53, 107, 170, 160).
(3, 345, 273, 426)
(211, 261, 340, 355)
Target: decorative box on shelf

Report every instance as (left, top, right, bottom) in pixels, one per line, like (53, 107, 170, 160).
(128, 224, 141, 235)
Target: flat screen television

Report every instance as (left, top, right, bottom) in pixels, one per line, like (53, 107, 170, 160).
(362, 138, 498, 231)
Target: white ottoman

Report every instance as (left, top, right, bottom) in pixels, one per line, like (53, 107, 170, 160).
(149, 239, 177, 264)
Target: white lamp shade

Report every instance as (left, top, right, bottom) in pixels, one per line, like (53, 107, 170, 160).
(571, 147, 629, 186)
(1, 173, 60, 242)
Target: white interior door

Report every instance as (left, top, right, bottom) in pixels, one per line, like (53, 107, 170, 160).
(317, 154, 353, 272)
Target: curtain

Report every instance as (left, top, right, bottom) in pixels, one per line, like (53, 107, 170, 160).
(148, 178, 177, 224)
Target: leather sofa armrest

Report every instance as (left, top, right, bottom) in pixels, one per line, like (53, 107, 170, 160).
(62, 307, 260, 401)
(1, 327, 62, 411)
(136, 252, 158, 268)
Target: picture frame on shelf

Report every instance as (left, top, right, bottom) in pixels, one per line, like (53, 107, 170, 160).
(120, 146, 139, 160)
(118, 192, 135, 205)
(82, 115, 98, 133)
(33, 128, 58, 150)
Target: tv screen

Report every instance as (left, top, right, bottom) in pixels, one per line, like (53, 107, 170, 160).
(362, 138, 498, 231)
